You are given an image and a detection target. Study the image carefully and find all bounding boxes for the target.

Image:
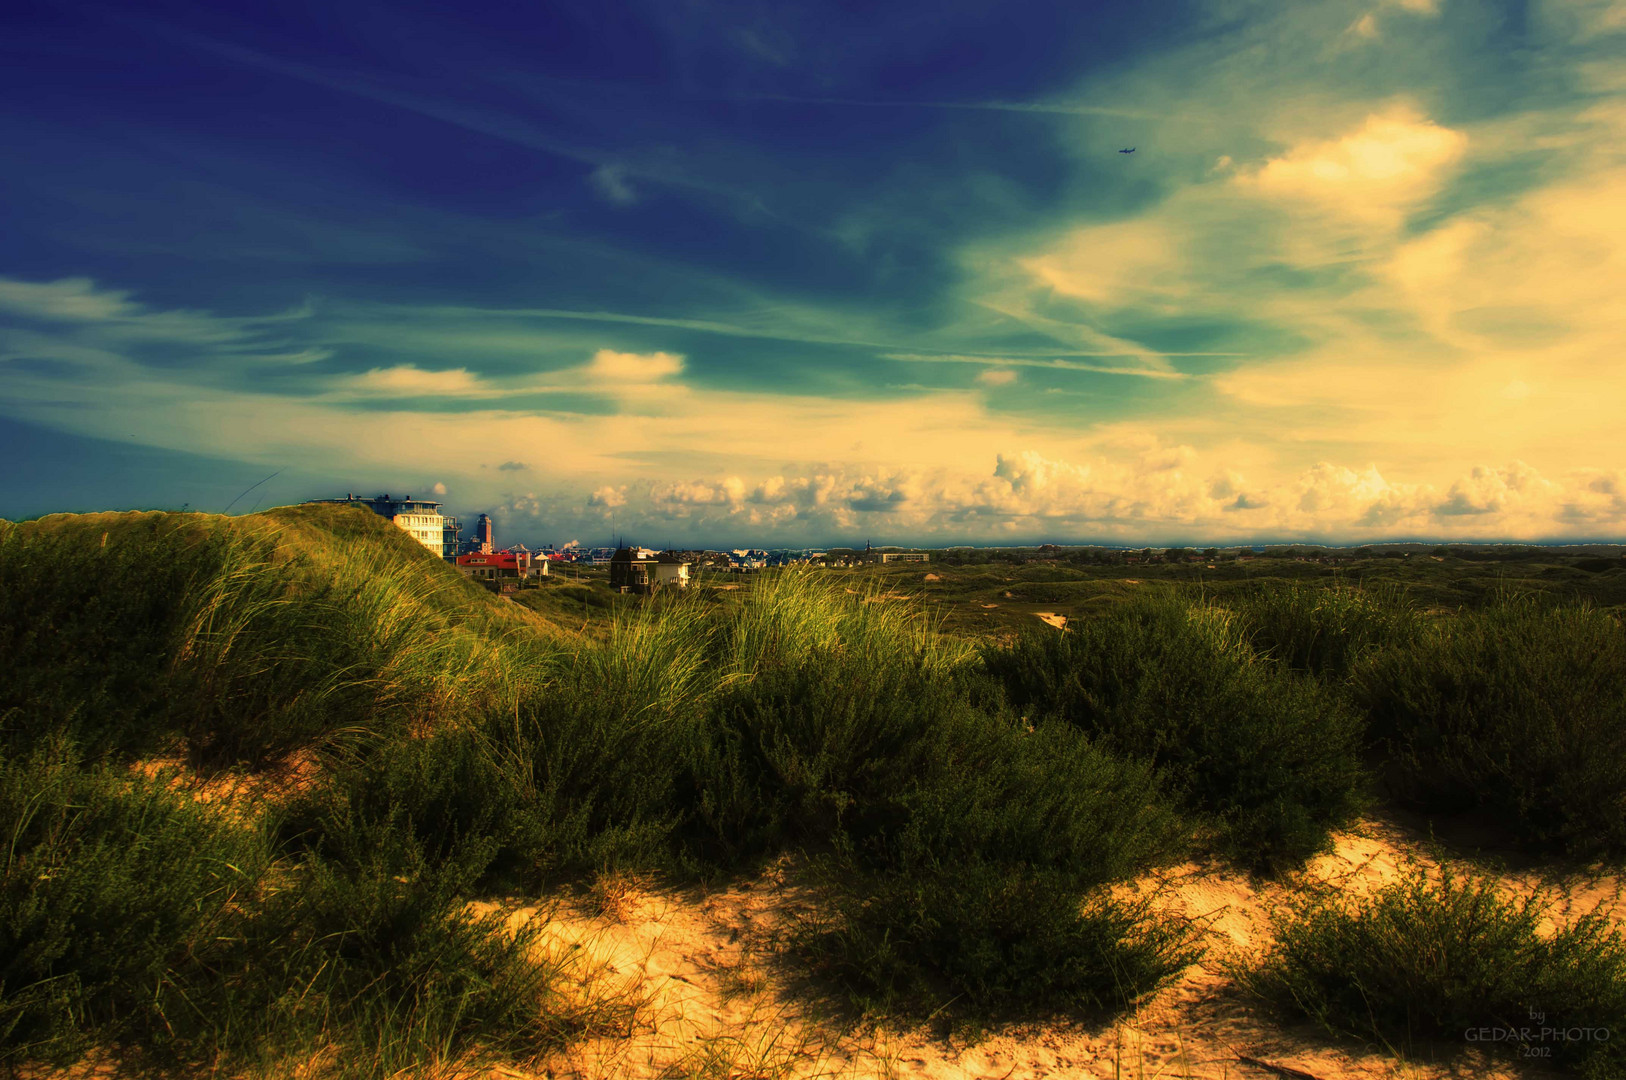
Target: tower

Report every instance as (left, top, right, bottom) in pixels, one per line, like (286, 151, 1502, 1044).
(476, 513, 493, 555)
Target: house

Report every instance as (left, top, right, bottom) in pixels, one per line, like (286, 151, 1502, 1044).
(609, 547, 691, 594)
(310, 493, 447, 557)
(455, 549, 548, 582)
(879, 552, 929, 563)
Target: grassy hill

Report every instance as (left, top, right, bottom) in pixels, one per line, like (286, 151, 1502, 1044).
(3, 508, 1626, 1077)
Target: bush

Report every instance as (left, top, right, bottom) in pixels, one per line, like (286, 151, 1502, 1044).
(723, 652, 1191, 1022)
(985, 594, 1366, 871)
(1226, 582, 1421, 680)
(798, 861, 1199, 1022)
(248, 821, 588, 1078)
(0, 742, 607, 1075)
(1243, 864, 1626, 1077)
(278, 726, 522, 887)
(0, 743, 270, 1066)
(1355, 597, 1626, 856)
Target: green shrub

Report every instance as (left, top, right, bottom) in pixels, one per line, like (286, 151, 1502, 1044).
(1226, 583, 1421, 680)
(1244, 864, 1626, 1077)
(985, 594, 1366, 871)
(247, 822, 585, 1078)
(717, 649, 1191, 1022)
(0, 742, 605, 1075)
(797, 861, 1198, 1022)
(0, 743, 270, 1066)
(1355, 597, 1626, 856)
(278, 726, 522, 886)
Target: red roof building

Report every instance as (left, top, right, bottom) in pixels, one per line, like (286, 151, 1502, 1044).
(455, 549, 548, 580)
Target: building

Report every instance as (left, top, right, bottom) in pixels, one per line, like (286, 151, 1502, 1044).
(474, 513, 493, 555)
(455, 549, 548, 582)
(311, 494, 447, 557)
(441, 517, 461, 561)
(609, 547, 691, 594)
(880, 552, 929, 563)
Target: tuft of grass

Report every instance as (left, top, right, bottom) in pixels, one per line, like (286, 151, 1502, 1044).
(0, 740, 270, 1067)
(795, 862, 1199, 1024)
(774, 694, 1192, 1022)
(1355, 596, 1626, 856)
(1225, 581, 1422, 681)
(0, 740, 630, 1076)
(245, 826, 602, 1079)
(1242, 863, 1626, 1077)
(984, 592, 1367, 871)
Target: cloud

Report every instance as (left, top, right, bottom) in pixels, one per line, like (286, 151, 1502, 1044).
(588, 485, 627, 509)
(497, 460, 527, 471)
(0, 277, 139, 321)
(1241, 105, 1468, 220)
(431, 481, 447, 495)
(344, 366, 484, 396)
(1433, 461, 1553, 517)
(977, 368, 1018, 386)
(588, 164, 638, 206)
(584, 348, 685, 382)
(1018, 219, 1185, 309)
(1347, 13, 1381, 40)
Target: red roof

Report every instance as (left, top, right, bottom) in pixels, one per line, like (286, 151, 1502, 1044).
(456, 551, 531, 569)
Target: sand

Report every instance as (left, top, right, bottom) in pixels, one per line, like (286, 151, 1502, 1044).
(474, 821, 1608, 1080)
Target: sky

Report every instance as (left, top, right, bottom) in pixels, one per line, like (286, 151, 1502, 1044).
(2, 0, 1624, 547)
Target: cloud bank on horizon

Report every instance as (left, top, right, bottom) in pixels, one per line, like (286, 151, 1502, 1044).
(1, 0, 1623, 545)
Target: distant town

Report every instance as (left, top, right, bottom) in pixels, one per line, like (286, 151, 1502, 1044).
(312, 492, 1626, 597)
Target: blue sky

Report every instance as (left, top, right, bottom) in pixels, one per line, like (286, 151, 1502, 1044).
(3, 0, 1624, 546)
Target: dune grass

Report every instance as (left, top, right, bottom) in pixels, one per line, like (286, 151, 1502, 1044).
(0, 738, 608, 1076)
(1223, 581, 1422, 681)
(0, 506, 554, 768)
(9, 508, 1626, 1072)
(1243, 863, 1626, 1077)
(1355, 595, 1626, 857)
(983, 590, 1366, 872)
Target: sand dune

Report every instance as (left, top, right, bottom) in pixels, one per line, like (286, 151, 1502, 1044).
(477, 824, 1596, 1080)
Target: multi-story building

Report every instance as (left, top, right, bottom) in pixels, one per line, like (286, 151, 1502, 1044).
(310, 494, 447, 557)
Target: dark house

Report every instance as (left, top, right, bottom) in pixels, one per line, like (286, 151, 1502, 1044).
(609, 547, 691, 594)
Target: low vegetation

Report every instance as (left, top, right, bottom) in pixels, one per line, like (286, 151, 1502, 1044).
(1355, 595, 1626, 857)
(984, 591, 1366, 870)
(3, 508, 1626, 1074)
(1244, 864, 1626, 1078)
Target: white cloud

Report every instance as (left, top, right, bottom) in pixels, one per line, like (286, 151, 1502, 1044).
(1241, 104, 1468, 220)
(343, 365, 484, 396)
(977, 368, 1018, 386)
(588, 485, 628, 509)
(1018, 219, 1185, 308)
(584, 348, 684, 382)
(0, 277, 139, 321)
